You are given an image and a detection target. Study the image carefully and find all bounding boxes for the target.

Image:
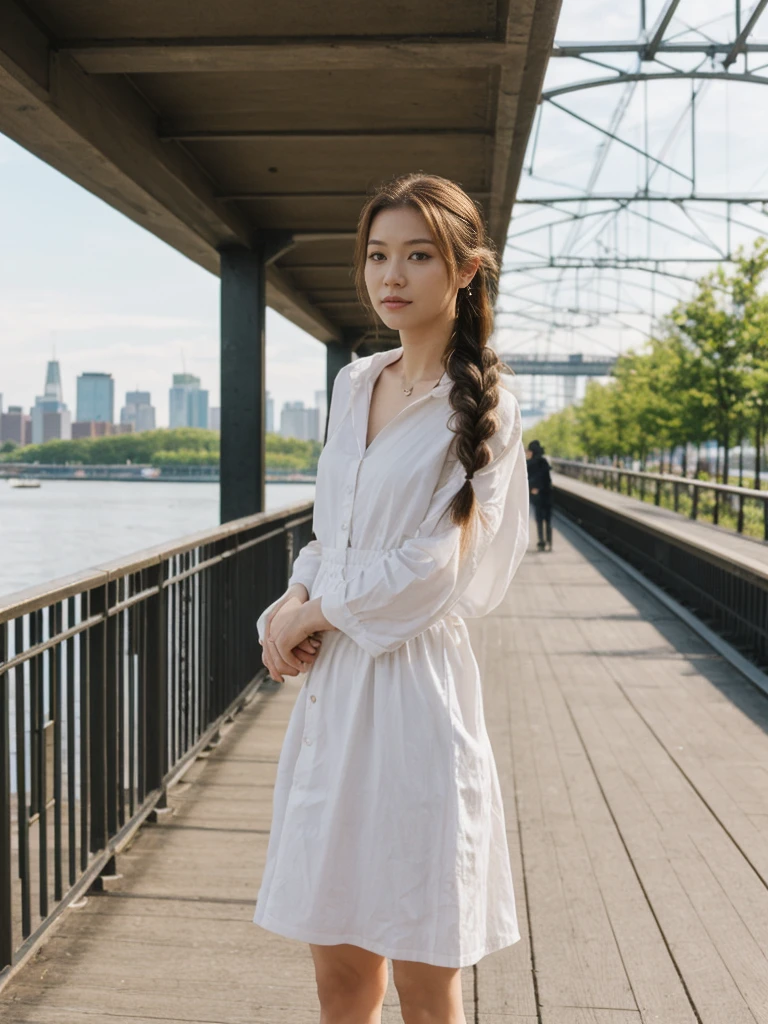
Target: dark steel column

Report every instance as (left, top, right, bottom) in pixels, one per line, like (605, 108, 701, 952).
(325, 341, 355, 444)
(219, 246, 267, 524)
(219, 234, 294, 524)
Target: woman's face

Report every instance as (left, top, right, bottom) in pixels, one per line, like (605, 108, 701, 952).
(364, 205, 463, 332)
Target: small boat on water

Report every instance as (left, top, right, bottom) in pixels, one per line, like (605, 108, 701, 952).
(9, 478, 41, 489)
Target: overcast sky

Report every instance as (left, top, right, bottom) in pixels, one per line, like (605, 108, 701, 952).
(2, 0, 767, 425)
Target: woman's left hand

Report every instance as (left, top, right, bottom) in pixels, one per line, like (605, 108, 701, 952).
(269, 601, 318, 673)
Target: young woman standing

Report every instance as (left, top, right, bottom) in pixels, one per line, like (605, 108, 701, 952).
(254, 173, 530, 1024)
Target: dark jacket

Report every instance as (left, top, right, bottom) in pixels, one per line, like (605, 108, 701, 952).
(526, 453, 552, 501)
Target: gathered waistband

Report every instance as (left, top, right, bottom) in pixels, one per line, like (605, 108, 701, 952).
(320, 545, 387, 567)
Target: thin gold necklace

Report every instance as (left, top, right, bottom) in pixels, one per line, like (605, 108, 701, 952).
(398, 359, 444, 396)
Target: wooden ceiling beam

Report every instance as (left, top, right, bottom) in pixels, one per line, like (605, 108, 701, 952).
(160, 127, 492, 142)
(63, 37, 520, 75)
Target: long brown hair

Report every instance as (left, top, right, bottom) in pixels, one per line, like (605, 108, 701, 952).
(353, 172, 511, 556)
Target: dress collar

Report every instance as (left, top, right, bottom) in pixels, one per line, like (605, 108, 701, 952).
(348, 346, 453, 398)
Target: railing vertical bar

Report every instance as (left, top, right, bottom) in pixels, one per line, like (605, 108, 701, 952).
(105, 580, 118, 840)
(79, 592, 90, 874)
(169, 558, 177, 766)
(0, 623, 12, 970)
(88, 583, 107, 863)
(127, 597, 136, 818)
(145, 562, 168, 803)
(53, 602, 63, 903)
(66, 596, 76, 887)
(35, 607, 48, 920)
(14, 617, 30, 939)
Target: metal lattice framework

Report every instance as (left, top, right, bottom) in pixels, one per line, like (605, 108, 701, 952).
(499, 0, 768, 408)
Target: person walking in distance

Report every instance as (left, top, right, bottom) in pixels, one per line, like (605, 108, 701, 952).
(254, 173, 529, 1024)
(526, 438, 553, 551)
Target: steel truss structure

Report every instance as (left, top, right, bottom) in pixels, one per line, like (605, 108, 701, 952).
(500, 1, 768, 386)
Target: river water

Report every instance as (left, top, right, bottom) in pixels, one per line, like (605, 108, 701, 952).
(2, 480, 316, 795)
(0, 479, 315, 599)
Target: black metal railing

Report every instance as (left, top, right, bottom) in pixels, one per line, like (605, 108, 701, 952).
(552, 458, 768, 541)
(0, 500, 313, 979)
(551, 472, 768, 671)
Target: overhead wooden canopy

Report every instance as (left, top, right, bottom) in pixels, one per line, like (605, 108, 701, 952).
(0, 0, 561, 350)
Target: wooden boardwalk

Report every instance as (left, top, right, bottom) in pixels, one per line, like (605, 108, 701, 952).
(2, 510, 768, 1023)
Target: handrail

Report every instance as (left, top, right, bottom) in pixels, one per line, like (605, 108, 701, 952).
(0, 499, 314, 981)
(551, 458, 768, 541)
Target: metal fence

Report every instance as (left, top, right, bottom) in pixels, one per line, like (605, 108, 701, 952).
(0, 499, 314, 979)
(550, 468, 768, 671)
(552, 459, 768, 541)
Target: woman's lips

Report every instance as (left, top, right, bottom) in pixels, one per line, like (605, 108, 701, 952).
(381, 299, 411, 310)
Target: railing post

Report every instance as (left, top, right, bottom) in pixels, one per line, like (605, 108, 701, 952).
(146, 562, 170, 823)
(0, 623, 11, 971)
(88, 582, 108, 863)
(691, 484, 699, 520)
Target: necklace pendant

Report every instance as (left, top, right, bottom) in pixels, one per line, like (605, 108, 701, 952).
(402, 385, 414, 396)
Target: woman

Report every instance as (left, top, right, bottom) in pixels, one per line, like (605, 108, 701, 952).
(526, 439, 553, 551)
(254, 173, 529, 1024)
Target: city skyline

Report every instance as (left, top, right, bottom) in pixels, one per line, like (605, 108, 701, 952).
(1, 354, 326, 442)
(0, 134, 327, 433)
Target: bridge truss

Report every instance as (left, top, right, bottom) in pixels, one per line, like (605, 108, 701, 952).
(500, 0, 768, 413)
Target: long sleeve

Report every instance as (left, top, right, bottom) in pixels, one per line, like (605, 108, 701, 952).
(320, 390, 528, 658)
(286, 538, 323, 592)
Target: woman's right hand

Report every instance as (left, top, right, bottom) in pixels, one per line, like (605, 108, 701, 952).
(260, 584, 323, 682)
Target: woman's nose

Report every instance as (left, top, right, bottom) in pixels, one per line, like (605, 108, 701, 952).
(383, 261, 406, 286)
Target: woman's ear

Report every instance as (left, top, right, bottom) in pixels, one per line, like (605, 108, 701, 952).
(458, 256, 482, 290)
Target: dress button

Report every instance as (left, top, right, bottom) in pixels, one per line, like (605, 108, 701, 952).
(304, 736, 312, 746)
(310, 694, 317, 703)
(341, 521, 348, 529)
(346, 485, 353, 494)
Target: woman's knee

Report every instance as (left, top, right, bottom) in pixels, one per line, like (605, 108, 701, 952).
(392, 959, 464, 1020)
(311, 943, 388, 1009)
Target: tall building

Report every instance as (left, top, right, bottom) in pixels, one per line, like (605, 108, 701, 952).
(31, 359, 71, 444)
(280, 401, 320, 442)
(77, 372, 114, 424)
(120, 390, 157, 433)
(209, 407, 221, 432)
(1, 406, 31, 446)
(169, 373, 209, 429)
(266, 390, 274, 434)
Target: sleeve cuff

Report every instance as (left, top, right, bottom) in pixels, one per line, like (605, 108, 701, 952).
(320, 589, 389, 659)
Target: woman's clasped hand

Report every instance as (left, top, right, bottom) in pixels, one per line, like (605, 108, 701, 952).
(259, 585, 323, 683)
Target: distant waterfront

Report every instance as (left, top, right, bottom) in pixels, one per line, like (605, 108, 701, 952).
(0, 479, 315, 599)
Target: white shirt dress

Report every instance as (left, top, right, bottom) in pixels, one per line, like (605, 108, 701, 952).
(253, 345, 530, 967)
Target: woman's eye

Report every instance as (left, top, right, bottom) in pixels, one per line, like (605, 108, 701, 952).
(410, 252, 430, 261)
(368, 252, 385, 261)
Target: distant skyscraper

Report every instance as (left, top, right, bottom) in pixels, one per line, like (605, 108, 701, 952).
(120, 390, 157, 432)
(31, 359, 71, 443)
(169, 373, 209, 429)
(77, 372, 114, 424)
(44, 359, 63, 403)
(281, 401, 320, 442)
(209, 407, 221, 431)
(1, 406, 31, 446)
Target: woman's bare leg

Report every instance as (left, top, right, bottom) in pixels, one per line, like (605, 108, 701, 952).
(392, 958, 467, 1024)
(310, 942, 389, 1024)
